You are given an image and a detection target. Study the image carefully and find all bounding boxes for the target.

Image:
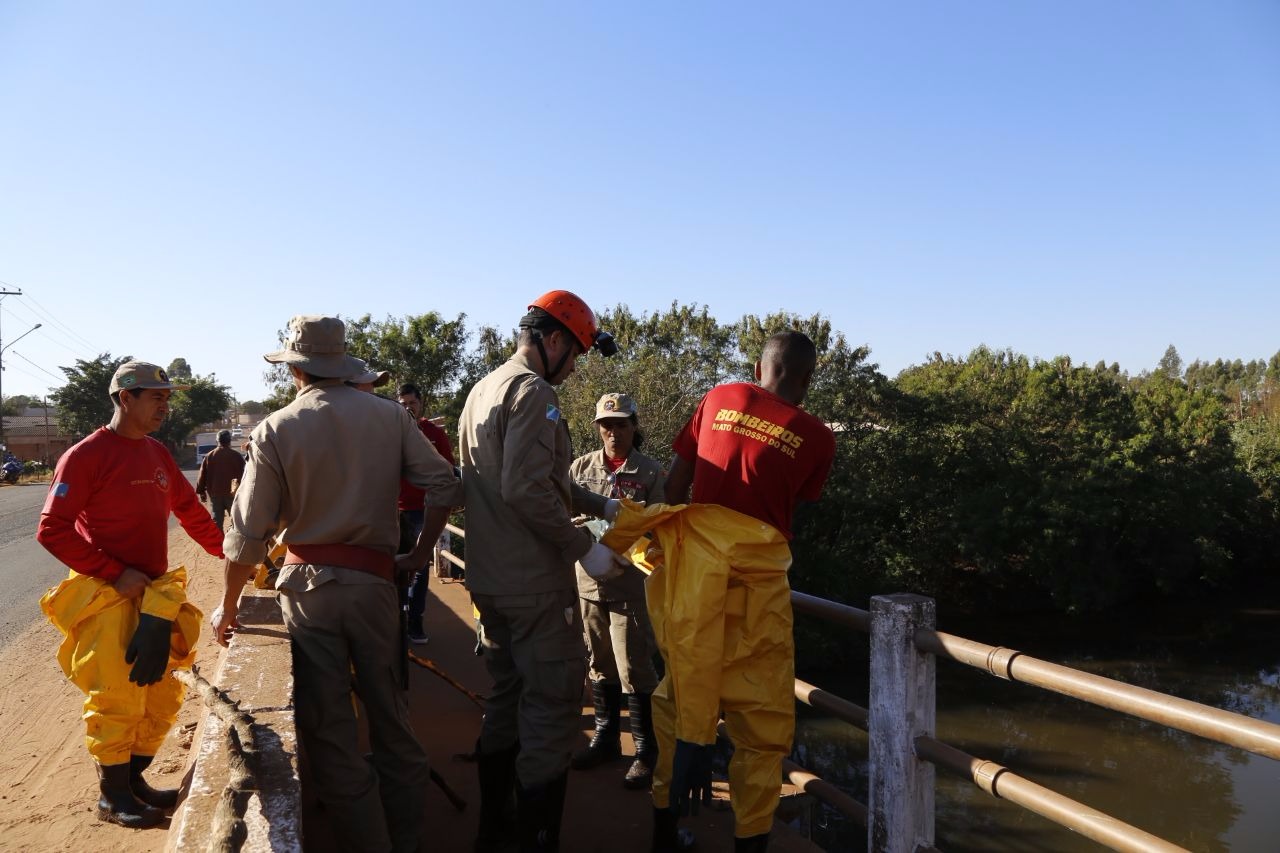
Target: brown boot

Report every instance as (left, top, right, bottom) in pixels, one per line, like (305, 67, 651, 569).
(96, 762, 164, 829)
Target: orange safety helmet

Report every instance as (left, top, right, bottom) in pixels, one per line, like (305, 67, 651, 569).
(527, 290, 617, 356)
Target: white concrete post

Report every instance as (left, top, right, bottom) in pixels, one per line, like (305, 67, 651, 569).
(868, 594, 936, 852)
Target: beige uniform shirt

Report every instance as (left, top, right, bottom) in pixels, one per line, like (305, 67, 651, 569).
(458, 353, 594, 596)
(570, 448, 666, 602)
(224, 379, 463, 571)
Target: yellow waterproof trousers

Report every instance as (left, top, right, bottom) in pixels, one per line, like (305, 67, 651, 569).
(40, 567, 201, 766)
(604, 502, 794, 838)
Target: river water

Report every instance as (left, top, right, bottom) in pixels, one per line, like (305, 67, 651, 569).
(789, 591, 1280, 851)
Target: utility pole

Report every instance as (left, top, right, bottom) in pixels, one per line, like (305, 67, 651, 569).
(0, 288, 41, 451)
(0, 287, 21, 451)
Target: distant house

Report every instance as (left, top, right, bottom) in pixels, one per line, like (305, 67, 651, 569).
(0, 409, 75, 465)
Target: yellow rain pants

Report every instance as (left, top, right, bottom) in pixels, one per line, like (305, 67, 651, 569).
(40, 567, 201, 766)
(604, 501, 794, 838)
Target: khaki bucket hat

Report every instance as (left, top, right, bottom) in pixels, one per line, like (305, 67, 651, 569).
(346, 359, 391, 388)
(263, 315, 367, 379)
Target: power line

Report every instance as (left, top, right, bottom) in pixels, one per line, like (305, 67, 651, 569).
(24, 292, 104, 353)
(0, 299, 96, 359)
(0, 279, 104, 354)
(0, 361, 54, 387)
(10, 350, 64, 381)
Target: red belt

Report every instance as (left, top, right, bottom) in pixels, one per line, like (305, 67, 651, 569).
(284, 544, 395, 583)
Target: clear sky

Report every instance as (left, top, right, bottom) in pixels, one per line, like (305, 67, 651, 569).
(2, 2, 1277, 404)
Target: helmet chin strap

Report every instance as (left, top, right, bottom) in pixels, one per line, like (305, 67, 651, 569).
(532, 331, 574, 382)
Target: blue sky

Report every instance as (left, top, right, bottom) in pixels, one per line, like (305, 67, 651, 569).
(2, 2, 1277, 403)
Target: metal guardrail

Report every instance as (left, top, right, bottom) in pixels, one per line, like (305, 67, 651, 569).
(914, 628, 1280, 762)
(433, 522, 1280, 851)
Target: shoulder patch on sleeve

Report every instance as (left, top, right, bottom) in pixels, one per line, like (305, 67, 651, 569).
(53, 482, 70, 498)
(545, 404, 561, 423)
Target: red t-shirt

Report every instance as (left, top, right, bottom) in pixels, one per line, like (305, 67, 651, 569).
(37, 427, 225, 581)
(672, 382, 836, 539)
(398, 419, 456, 511)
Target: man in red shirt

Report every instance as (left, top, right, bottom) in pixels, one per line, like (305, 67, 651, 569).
(395, 382, 455, 644)
(37, 361, 225, 829)
(653, 331, 836, 852)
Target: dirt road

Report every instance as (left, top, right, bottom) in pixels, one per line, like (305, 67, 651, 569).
(0, 531, 223, 852)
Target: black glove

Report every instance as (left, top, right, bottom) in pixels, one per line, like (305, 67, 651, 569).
(125, 613, 174, 686)
(669, 739, 714, 816)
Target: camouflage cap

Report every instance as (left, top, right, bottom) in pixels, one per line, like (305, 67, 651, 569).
(109, 361, 188, 395)
(594, 392, 638, 422)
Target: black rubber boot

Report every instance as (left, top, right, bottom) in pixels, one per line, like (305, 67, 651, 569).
(623, 692, 657, 789)
(571, 680, 623, 770)
(651, 805, 696, 852)
(515, 772, 568, 852)
(96, 762, 164, 829)
(130, 754, 179, 810)
(735, 834, 770, 852)
(475, 741, 520, 853)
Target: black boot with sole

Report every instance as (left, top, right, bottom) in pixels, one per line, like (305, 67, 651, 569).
(623, 692, 656, 789)
(130, 754, 179, 810)
(571, 680, 622, 770)
(96, 762, 164, 829)
(515, 772, 568, 852)
(475, 741, 521, 853)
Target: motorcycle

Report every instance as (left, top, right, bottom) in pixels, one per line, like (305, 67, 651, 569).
(1, 455, 22, 485)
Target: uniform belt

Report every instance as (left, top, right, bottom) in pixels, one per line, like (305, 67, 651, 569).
(284, 544, 395, 583)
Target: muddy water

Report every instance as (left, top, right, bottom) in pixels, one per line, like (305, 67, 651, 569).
(790, 594, 1280, 851)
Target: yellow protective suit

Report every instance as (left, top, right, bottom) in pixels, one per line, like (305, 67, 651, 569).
(40, 567, 201, 766)
(603, 501, 794, 838)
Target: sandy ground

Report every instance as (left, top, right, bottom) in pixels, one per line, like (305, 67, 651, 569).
(0, 533, 222, 852)
(0, 529, 817, 853)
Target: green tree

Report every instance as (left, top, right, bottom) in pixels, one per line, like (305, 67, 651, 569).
(346, 312, 470, 414)
(1157, 344, 1184, 381)
(1, 394, 36, 415)
(240, 400, 266, 416)
(557, 303, 738, 459)
(153, 376, 232, 451)
(51, 354, 131, 439)
(167, 358, 193, 380)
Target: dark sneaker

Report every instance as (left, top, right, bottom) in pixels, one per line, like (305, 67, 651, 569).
(408, 627, 429, 644)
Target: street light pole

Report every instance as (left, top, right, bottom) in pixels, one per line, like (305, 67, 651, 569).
(0, 322, 43, 450)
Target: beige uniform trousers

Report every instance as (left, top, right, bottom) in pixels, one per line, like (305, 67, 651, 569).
(474, 588, 586, 787)
(279, 574, 429, 853)
(580, 597, 659, 694)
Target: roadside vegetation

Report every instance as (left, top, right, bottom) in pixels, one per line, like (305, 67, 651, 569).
(43, 306, 1280, 623)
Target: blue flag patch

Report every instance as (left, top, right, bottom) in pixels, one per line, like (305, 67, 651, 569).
(546, 404, 561, 423)
(53, 482, 70, 498)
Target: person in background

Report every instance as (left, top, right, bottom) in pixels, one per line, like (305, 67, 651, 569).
(569, 392, 665, 790)
(196, 429, 246, 529)
(213, 316, 462, 853)
(396, 381, 455, 644)
(346, 360, 391, 393)
(37, 361, 224, 829)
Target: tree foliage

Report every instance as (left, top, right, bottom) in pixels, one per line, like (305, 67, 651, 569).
(152, 376, 232, 451)
(244, 306, 1280, 621)
(167, 358, 193, 380)
(49, 353, 230, 451)
(51, 354, 131, 439)
(1, 394, 37, 415)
